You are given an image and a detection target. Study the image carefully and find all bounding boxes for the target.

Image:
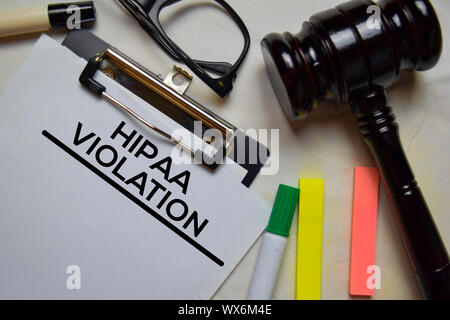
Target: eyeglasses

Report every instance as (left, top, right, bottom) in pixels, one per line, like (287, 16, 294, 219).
(117, 0, 251, 97)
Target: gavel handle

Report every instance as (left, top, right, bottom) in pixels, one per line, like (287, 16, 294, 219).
(352, 87, 450, 300)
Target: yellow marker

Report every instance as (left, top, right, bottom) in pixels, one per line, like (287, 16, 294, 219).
(296, 179, 324, 300)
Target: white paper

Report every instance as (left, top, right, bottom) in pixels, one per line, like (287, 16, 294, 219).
(0, 35, 270, 299)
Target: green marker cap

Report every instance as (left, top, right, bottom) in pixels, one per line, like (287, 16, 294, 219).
(266, 184, 300, 237)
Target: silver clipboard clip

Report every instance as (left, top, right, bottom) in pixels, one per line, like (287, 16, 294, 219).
(79, 48, 235, 169)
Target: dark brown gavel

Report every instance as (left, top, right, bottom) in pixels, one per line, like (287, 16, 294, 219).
(261, 0, 449, 299)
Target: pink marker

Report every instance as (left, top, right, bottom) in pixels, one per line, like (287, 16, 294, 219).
(350, 167, 380, 296)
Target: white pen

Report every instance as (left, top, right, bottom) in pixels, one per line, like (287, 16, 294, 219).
(247, 184, 299, 300)
(0, 1, 95, 39)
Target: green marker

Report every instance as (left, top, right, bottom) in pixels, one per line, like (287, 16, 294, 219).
(247, 184, 299, 300)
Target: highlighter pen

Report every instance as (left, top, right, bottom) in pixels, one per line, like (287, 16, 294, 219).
(247, 184, 299, 300)
(0, 1, 96, 39)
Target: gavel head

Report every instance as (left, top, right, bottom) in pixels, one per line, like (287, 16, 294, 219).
(261, 0, 442, 120)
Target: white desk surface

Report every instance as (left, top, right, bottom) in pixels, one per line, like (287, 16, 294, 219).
(1, 0, 449, 300)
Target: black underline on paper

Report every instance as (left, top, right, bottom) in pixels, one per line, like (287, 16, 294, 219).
(41, 130, 224, 267)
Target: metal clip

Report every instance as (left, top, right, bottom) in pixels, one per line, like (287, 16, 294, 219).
(163, 65, 192, 95)
(78, 49, 235, 169)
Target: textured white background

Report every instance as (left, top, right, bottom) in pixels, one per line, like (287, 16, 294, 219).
(0, 0, 449, 300)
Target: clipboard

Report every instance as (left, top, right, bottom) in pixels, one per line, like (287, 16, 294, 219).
(0, 34, 272, 299)
(62, 30, 269, 187)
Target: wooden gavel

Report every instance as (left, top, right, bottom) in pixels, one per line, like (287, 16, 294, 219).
(261, 0, 449, 299)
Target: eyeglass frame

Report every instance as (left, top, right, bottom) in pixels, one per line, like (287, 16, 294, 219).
(117, 0, 251, 97)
